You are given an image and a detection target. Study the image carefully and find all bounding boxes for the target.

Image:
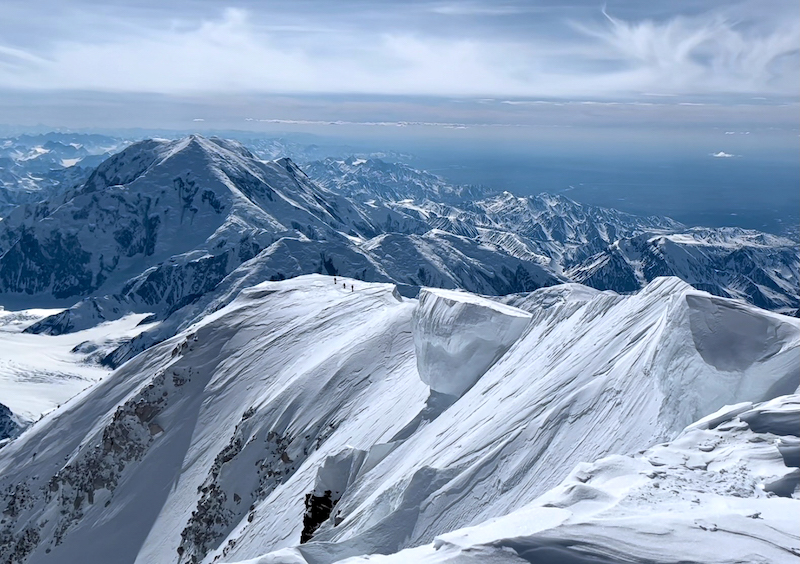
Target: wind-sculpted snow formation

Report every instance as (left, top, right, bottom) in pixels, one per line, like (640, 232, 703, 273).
(0, 135, 798, 561)
(412, 287, 531, 397)
(0, 275, 797, 564)
(334, 395, 800, 564)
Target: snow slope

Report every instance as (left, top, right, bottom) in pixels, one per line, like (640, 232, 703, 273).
(0, 276, 428, 563)
(332, 394, 800, 564)
(0, 275, 797, 564)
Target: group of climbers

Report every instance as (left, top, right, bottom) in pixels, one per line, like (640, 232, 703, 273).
(333, 277, 354, 292)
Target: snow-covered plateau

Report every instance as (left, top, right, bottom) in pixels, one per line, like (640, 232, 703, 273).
(0, 274, 797, 564)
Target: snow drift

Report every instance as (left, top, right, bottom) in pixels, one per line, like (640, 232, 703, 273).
(335, 394, 800, 564)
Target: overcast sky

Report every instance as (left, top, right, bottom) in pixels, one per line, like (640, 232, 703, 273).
(0, 0, 797, 131)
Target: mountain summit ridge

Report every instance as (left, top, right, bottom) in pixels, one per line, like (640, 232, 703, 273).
(0, 274, 796, 563)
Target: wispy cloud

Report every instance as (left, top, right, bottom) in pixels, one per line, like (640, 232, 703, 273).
(428, 3, 533, 16)
(572, 6, 800, 97)
(0, 1, 796, 101)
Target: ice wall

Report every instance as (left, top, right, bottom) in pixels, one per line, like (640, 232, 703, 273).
(412, 288, 531, 397)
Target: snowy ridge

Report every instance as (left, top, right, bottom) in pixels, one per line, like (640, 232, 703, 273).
(0, 275, 796, 563)
(334, 394, 800, 564)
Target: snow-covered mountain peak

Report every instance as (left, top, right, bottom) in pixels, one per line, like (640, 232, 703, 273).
(0, 135, 383, 308)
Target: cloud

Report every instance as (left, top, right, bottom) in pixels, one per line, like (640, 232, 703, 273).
(428, 3, 531, 16)
(0, 2, 797, 100)
(711, 151, 735, 157)
(571, 6, 800, 97)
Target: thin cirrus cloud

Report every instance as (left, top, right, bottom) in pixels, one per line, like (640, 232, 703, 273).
(0, 1, 797, 101)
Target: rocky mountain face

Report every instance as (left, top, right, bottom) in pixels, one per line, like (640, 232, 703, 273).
(0, 135, 379, 309)
(0, 402, 21, 442)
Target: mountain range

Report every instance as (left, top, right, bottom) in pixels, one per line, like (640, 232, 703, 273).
(0, 134, 798, 563)
(0, 133, 125, 217)
(0, 135, 795, 338)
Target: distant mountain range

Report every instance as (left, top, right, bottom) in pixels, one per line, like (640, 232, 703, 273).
(305, 153, 798, 314)
(0, 133, 127, 216)
(0, 135, 796, 355)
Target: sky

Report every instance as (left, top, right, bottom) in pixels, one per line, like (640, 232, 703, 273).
(0, 0, 797, 232)
(0, 0, 796, 129)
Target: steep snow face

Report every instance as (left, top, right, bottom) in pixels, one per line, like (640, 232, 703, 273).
(412, 288, 531, 397)
(0, 276, 428, 564)
(333, 395, 800, 564)
(0, 280, 797, 563)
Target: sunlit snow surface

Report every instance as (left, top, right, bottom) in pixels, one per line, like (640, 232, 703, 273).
(0, 275, 797, 564)
(412, 287, 531, 397)
(334, 396, 800, 564)
(0, 308, 156, 423)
